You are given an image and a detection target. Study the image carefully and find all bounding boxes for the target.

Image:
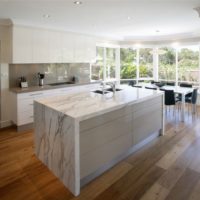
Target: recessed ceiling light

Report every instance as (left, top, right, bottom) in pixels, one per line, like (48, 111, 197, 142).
(127, 16, 131, 20)
(43, 14, 50, 18)
(74, 1, 82, 5)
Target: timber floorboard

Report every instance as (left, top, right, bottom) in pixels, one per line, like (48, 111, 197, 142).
(0, 108, 200, 200)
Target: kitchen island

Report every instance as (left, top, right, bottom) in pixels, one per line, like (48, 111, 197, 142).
(34, 86, 164, 196)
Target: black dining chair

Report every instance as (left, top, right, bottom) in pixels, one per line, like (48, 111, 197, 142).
(145, 86, 157, 90)
(178, 82, 193, 100)
(133, 85, 142, 88)
(160, 89, 178, 114)
(185, 88, 198, 114)
(179, 83, 192, 88)
(151, 81, 160, 84)
(156, 82, 165, 88)
(166, 82, 175, 86)
(128, 80, 136, 87)
(161, 89, 176, 106)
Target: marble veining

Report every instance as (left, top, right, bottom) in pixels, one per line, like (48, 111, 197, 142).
(34, 102, 80, 195)
(34, 86, 164, 196)
(36, 86, 163, 121)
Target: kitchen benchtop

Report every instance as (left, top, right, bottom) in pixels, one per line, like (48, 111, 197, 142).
(35, 85, 163, 121)
(10, 81, 101, 94)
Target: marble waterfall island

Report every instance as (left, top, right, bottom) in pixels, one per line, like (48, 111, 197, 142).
(34, 86, 164, 196)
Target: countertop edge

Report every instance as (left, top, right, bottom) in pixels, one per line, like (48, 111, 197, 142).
(35, 90, 164, 122)
(75, 92, 164, 121)
(10, 81, 101, 94)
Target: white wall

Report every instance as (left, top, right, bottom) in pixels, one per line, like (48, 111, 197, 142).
(1, 63, 11, 127)
(0, 24, 12, 128)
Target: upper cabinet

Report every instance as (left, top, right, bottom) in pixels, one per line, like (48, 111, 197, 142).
(11, 25, 96, 64)
(48, 31, 62, 63)
(74, 35, 96, 63)
(61, 32, 74, 63)
(12, 26, 33, 63)
(32, 29, 49, 63)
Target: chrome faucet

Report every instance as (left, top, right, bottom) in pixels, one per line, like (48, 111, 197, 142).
(106, 82, 116, 93)
(100, 81, 116, 94)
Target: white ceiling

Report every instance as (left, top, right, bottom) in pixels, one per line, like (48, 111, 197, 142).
(0, 0, 200, 41)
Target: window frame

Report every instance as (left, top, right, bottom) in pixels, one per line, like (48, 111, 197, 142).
(92, 45, 200, 86)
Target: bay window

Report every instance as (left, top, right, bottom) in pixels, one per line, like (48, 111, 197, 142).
(139, 48, 153, 79)
(159, 47, 176, 82)
(91, 47, 103, 81)
(178, 46, 199, 85)
(92, 45, 200, 86)
(120, 48, 137, 79)
(106, 48, 116, 79)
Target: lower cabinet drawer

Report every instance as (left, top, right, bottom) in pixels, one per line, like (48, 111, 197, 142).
(18, 98, 34, 112)
(80, 133, 132, 179)
(80, 114, 132, 155)
(132, 104, 162, 145)
(17, 111, 34, 126)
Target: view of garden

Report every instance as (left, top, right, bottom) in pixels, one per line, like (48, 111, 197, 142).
(120, 48, 153, 79)
(178, 47, 199, 83)
(91, 46, 200, 84)
(159, 47, 176, 81)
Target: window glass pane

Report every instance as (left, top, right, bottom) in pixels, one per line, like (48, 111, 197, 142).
(106, 48, 116, 79)
(139, 48, 153, 78)
(91, 47, 103, 80)
(178, 46, 199, 84)
(120, 48, 137, 79)
(159, 47, 176, 81)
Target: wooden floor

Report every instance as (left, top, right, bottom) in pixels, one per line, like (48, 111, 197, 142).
(1, 108, 200, 200)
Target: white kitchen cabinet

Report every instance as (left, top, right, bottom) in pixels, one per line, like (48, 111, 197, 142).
(48, 31, 62, 63)
(16, 90, 56, 126)
(74, 35, 96, 63)
(32, 29, 49, 63)
(74, 35, 86, 63)
(61, 32, 75, 63)
(11, 25, 96, 64)
(84, 36, 96, 63)
(12, 26, 33, 63)
(11, 83, 100, 127)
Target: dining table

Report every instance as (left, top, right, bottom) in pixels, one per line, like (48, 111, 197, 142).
(161, 85, 194, 122)
(134, 83, 194, 122)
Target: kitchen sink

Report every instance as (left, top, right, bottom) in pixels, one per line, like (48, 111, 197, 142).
(48, 82, 74, 86)
(92, 88, 122, 94)
(106, 88, 122, 92)
(92, 90, 110, 94)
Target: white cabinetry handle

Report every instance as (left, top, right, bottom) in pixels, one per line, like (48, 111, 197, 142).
(60, 89, 71, 92)
(30, 93, 43, 96)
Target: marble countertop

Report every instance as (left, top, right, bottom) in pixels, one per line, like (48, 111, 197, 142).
(10, 81, 100, 94)
(35, 85, 163, 121)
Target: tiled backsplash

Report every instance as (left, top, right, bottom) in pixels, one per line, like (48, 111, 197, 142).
(9, 63, 90, 87)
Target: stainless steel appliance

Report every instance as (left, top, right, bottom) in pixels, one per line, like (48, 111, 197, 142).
(38, 73, 45, 86)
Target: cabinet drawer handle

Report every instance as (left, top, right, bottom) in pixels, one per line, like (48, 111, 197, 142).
(30, 93, 43, 96)
(29, 104, 33, 106)
(30, 116, 33, 118)
(60, 90, 71, 92)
